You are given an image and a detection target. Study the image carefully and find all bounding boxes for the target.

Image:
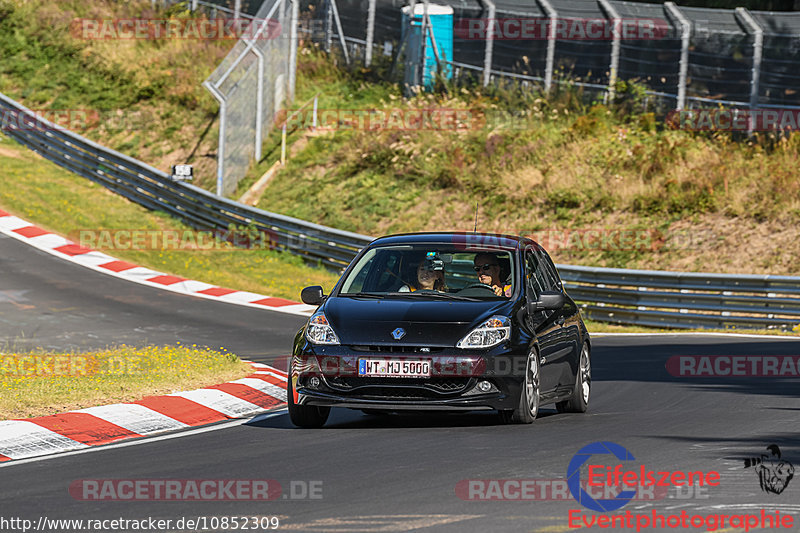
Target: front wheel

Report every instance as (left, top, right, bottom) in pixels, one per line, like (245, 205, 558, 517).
(499, 350, 539, 424)
(556, 342, 591, 413)
(287, 379, 330, 428)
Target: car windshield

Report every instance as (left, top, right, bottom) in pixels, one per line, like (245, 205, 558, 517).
(338, 245, 516, 299)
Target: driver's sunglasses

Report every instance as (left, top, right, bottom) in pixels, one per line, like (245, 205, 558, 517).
(473, 263, 498, 273)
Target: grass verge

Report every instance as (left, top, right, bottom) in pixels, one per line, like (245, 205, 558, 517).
(0, 0, 228, 190)
(0, 133, 341, 301)
(0, 133, 794, 337)
(249, 47, 800, 277)
(0, 345, 249, 419)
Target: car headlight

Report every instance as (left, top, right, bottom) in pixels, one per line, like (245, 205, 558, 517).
(305, 312, 340, 345)
(456, 315, 511, 349)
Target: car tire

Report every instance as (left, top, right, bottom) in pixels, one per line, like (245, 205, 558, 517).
(499, 350, 539, 424)
(287, 378, 330, 428)
(556, 342, 590, 414)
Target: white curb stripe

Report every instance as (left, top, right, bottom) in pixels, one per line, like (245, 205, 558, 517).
(253, 370, 289, 381)
(0, 411, 288, 469)
(69, 251, 120, 268)
(0, 212, 317, 317)
(0, 216, 31, 231)
(170, 389, 264, 418)
(0, 421, 88, 460)
(231, 378, 288, 403)
(28, 233, 71, 249)
(75, 404, 188, 436)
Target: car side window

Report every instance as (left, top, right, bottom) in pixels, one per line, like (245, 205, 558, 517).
(524, 250, 546, 298)
(536, 249, 560, 291)
(541, 251, 563, 291)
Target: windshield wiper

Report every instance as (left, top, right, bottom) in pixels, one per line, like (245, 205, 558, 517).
(341, 292, 386, 299)
(391, 292, 481, 302)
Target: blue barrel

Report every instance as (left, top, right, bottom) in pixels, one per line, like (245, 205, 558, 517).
(401, 4, 454, 90)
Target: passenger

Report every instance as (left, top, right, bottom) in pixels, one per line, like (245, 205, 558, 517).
(473, 252, 512, 297)
(399, 255, 447, 292)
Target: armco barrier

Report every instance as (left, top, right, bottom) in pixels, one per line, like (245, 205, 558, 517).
(0, 92, 371, 270)
(558, 265, 800, 330)
(2, 90, 799, 330)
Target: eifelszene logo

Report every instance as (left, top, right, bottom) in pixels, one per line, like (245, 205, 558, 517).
(567, 441, 721, 513)
(744, 445, 794, 495)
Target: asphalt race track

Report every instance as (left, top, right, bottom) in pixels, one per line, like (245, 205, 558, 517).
(1, 231, 799, 533)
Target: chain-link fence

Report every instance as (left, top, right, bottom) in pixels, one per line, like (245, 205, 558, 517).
(306, 0, 800, 111)
(165, 0, 298, 196)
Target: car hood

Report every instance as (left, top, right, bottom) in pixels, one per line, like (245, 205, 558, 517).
(322, 296, 512, 346)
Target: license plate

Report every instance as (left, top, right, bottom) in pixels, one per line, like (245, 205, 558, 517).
(358, 358, 431, 377)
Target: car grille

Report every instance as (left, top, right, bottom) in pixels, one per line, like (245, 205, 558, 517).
(348, 345, 446, 354)
(325, 376, 472, 398)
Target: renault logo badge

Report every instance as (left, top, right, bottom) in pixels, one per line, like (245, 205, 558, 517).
(392, 328, 406, 340)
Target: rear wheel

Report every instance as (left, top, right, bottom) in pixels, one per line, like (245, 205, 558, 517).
(499, 350, 539, 424)
(556, 342, 590, 413)
(287, 379, 330, 428)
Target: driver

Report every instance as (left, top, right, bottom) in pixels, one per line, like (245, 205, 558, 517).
(473, 252, 511, 297)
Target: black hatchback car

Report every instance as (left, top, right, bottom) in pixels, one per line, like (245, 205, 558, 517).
(288, 233, 591, 427)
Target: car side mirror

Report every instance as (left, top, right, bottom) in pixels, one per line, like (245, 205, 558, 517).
(531, 290, 564, 311)
(301, 285, 326, 306)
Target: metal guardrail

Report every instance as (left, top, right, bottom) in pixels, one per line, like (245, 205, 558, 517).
(0, 92, 372, 270)
(2, 90, 799, 331)
(557, 265, 800, 330)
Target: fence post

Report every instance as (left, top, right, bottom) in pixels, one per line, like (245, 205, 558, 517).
(736, 7, 763, 134)
(254, 46, 265, 162)
(598, 0, 621, 103)
(418, 2, 428, 88)
(329, 0, 351, 64)
(203, 81, 227, 196)
(665, 2, 690, 110)
(480, 0, 496, 87)
(325, 0, 333, 53)
(234, 0, 241, 20)
(536, 0, 557, 92)
(365, 0, 377, 66)
(423, 6, 441, 65)
(289, 0, 299, 101)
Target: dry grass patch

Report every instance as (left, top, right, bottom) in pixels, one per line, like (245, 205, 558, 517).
(0, 345, 249, 420)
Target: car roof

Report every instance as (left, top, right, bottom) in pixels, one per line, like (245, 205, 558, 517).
(368, 232, 538, 250)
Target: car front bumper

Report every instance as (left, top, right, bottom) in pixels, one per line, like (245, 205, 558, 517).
(291, 349, 527, 412)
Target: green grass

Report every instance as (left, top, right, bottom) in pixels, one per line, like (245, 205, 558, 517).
(0, 0, 227, 190)
(245, 47, 800, 276)
(0, 345, 249, 419)
(0, 134, 341, 300)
